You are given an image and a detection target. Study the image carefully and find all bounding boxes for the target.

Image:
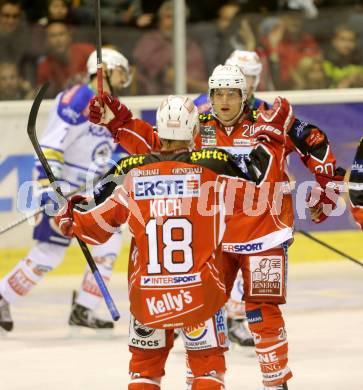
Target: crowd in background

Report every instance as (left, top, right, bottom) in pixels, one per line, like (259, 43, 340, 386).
(1, 0, 363, 100)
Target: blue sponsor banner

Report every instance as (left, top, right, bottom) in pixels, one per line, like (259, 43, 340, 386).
(0, 155, 34, 212)
(2, 104, 362, 234)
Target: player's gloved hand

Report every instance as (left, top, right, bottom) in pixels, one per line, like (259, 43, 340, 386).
(55, 195, 88, 237)
(89, 92, 132, 135)
(306, 167, 346, 223)
(255, 97, 295, 143)
(35, 178, 68, 216)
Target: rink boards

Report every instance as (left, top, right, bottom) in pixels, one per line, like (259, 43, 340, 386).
(0, 229, 362, 277)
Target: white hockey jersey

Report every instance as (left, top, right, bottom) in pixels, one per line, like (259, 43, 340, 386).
(35, 84, 124, 193)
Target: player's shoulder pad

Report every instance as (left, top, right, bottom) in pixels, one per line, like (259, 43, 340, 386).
(189, 148, 247, 178)
(199, 113, 214, 123)
(57, 84, 94, 125)
(93, 154, 149, 205)
(113, 154, 150, 176)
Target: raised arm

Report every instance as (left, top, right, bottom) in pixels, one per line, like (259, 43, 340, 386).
(287, 118, 346, 223)
(248, 96, 295, 185)
(89, 92, 161, 154)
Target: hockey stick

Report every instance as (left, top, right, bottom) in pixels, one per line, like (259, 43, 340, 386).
(298, 229, 363, 268)
(27, 82, 120, 321)
(94, 0, 103, 96)
(0, 178, 102, 236)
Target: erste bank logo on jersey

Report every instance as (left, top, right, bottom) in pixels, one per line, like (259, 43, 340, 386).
(134, 174, 200, 199)
(215, 308, 228, 347)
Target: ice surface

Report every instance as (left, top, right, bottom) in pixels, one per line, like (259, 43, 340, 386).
(0, 261, 362, 390)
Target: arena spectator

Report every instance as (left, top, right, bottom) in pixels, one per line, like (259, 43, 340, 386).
(323, 24, 363, 88)
(258, 9, 320, 89)
(71, 0, 142, 26)
(0, 0, 29, 68)
(133, 0, 207, 95)
(291, 54, 330, 89)
(22, 0, 47, 22)
(216, 1, 240, 33)
(37, 21, 94, 97)
(285, 0, 319, 18)
(0, 61, 32, 100)
(216, 5, 256, 65)
(193, 1, 241, 72)
(186, 0, 225, 23)
(37, 0, 75, 26)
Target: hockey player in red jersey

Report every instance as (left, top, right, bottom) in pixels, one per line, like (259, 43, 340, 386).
(196, 50, 347, 347)
(349, 137, 363, 229)
(86, 65, 345, 389)
(55, 94, 296, 389)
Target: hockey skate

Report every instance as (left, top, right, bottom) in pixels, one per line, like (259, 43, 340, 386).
(0, 294, 13, 332)
(227, 318, 254, 347)
(262, 383, 288, 390)
(68, 292, 114, 330)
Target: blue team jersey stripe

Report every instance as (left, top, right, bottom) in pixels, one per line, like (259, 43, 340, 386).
(40, 145, 64, 153)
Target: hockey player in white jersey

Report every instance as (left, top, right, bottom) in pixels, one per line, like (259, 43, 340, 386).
(0, 48, 131, 331)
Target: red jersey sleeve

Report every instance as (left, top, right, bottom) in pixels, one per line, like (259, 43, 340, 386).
(287, 118, 336, 176)
(112, 118, 161, 154)
(72, 185, 130, 245)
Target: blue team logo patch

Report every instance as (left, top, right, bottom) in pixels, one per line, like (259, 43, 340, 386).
(293, 118, 308, 138)
(92, 141, 113, 168)
(246, 309, 263, 324)
(352, 160, 363, 173)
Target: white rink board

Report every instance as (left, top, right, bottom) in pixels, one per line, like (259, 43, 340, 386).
(0, 261, 362, 390)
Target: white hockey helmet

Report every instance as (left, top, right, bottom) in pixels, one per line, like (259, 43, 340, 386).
(208, 64, 247, 124)
(225, 50, 262, 90)
(87, 48, 132, 87)
(156, 95, 199, 141)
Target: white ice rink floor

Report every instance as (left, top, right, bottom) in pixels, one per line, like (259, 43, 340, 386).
(1, 260, 362, 390)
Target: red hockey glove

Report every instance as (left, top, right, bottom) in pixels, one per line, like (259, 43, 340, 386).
(255, 97, 295, 143)
(54, 195, 87, 237)
(89, 92, 132, 135)
(306, 167, 346, 223)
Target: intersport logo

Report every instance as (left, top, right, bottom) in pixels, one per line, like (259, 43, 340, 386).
(146, 290, 192, 315)
(141, 273, 201, 286)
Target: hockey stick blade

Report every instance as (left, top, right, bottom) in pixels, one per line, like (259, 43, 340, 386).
(27, 83, 120, 321)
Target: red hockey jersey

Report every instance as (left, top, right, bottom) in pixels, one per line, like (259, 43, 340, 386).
(69, 140, 287, 328)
